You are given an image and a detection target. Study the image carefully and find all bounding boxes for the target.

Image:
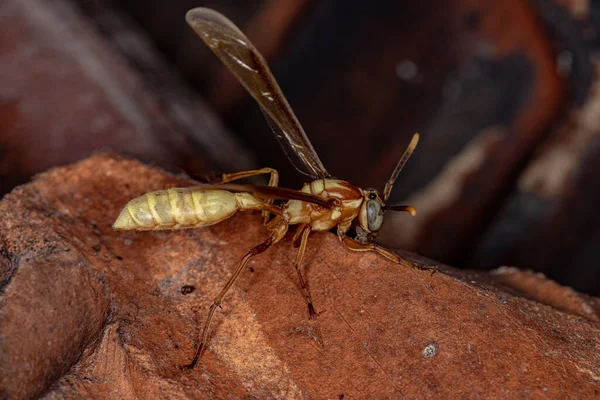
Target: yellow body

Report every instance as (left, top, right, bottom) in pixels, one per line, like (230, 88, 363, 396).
(113, 179, 365, 236)
(113, 188, 268, 230)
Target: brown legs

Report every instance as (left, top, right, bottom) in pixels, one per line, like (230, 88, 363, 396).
(340, 235, 401, 263)
(340, 235, 433, 272)
(221, 167, 279, 186)
(292, 225, 318, 319)
(185, 217, 288, 369)
(184, 237, 274, 369)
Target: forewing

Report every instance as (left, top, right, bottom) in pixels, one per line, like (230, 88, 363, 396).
(186, 8, 330, 179)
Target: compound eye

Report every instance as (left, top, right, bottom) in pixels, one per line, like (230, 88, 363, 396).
(366, 200, 383, 232)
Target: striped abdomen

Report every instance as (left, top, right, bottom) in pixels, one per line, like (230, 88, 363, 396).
(113, 188, 262, 230)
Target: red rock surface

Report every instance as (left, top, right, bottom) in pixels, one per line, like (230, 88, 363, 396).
(1, 154, 599, 399)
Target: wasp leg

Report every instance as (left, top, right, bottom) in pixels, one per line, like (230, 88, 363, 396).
(184, 237, 275, 370)
(235, 193, 283, 218)
(293, 225, 318, 319)
(339, 235, 433, 271)
(292, 224, 307, 248)
(221, 167, 279, 186)
(221, 168, 279, 224)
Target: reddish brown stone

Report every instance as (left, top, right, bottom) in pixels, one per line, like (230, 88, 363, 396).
(1, 154, 599, 398)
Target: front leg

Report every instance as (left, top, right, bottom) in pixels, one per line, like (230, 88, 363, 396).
(339, 235, 433, 272)
(340, 235, 400, 263)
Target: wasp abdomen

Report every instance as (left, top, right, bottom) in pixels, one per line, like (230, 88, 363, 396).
(113, 188, 243, 230)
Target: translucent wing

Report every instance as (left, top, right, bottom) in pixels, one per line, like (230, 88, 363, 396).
(186, 8, 330, 179)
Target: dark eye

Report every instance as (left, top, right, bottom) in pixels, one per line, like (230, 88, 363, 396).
(368, 193, 376, 200)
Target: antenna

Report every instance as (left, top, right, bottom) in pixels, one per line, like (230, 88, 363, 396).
(382, 133, 419, 202)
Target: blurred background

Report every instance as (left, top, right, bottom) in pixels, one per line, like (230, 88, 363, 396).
(2, 0, 600, 294)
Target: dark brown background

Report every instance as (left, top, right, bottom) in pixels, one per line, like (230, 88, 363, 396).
(1, 0, 599, 294)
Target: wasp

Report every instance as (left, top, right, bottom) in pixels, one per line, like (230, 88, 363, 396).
(113, 7, 420, 369)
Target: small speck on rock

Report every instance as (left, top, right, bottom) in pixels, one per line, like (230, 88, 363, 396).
(181, 285, 196, 295)
(422, 341, 439, 358)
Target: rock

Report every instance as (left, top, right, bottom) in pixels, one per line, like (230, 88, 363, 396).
(1, 153, 599, 399)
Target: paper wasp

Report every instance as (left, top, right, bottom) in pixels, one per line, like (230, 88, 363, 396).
(113, 7, 420, 369)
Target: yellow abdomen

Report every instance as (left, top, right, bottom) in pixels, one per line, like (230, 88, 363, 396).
(113, 188, 258, 230)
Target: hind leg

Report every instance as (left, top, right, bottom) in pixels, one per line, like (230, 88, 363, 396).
(183, 237, 274, 369)
(183, 215, 288, 369)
